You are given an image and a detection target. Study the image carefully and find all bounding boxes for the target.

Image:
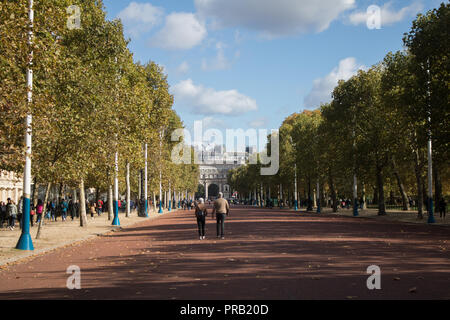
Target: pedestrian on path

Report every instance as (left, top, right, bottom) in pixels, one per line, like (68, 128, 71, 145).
(194, 198, 208, 240)
(89, 202, 96, 219)
(30, 203, 36, 227)
(60, 198, 68, 221)
(0, 201, 6, 228)
(212, 192, 229, 240)
(6, 198, 17, 230)
(36, 199, 44, 224)
(97, 199, 103, 216)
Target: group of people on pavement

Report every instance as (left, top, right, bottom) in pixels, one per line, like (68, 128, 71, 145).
(0, 198, 18, 230)
(193, 192, 230, 240)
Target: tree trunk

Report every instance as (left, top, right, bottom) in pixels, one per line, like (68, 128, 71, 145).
(376, 165, 386, 216)
(362, 181, 367, 210)
(422, 180, 428, 213)
(79, 178, 88, 227)
(32, 178, 39, 208)
(36, 182, 51, 239)
(415, 162, 424, 219)
(373, 186, 378, 205)
(329, 174, 338, 212)
(392, 157, 409, 211)
(307, 178, 313, 211)
(108, 185, 113, 221)
(434, 165, 442, 214)
(126, 162, 130, 218)
(58, 183, 63, 202)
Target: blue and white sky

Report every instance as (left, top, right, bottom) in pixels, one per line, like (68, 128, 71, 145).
(101, 0, 442, 135)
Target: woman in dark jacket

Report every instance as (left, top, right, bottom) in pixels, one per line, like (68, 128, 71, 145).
(194, 198, 208, 240)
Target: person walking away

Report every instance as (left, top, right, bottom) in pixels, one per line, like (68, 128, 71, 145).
(212, 192, 230, 240)
(17, 196, 23, 228)
(89, 201, 96, 219)
(36, 199, 44, 224)
(30, 203, 36, 227)
(6, 198, 18, 230)
(97, 199, 103, 216)
(51, 201, 56, 221)
(0, 202, 6, 228)
(68, 198, 75, 221)
(194, 198, 208, 240)
(61, 198, 68, 221)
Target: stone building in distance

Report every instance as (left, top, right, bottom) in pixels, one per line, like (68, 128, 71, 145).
(0, 170, 23, 203)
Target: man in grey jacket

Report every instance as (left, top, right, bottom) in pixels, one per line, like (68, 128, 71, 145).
(6, 198, 18, 230)
(212, 192, 230, 240)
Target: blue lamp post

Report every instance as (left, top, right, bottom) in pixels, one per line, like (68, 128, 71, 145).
(168, 182, 172, 212)
(112, 152, 120, 226)
(16, 0, 35, 251)
(144, 143, 148, 217)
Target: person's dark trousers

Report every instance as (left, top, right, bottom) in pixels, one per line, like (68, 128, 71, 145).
(197, 216, 206, 237)
(216, 213, 226, 237)
(9, 216, 15, 228)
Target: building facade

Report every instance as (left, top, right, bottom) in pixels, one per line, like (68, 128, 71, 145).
(0, 170, 23, 203)
(196, 144, 254, 200)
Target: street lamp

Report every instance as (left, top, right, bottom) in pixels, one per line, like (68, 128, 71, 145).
(144, 143, 148, 217)
(112, 151, 120, 226)
(16, 0, 35, 251)
(426, 59, 435, 224)
(294, 164, 298, 211)
(289, 136, 298, 212)
(158, 127, 165, 214)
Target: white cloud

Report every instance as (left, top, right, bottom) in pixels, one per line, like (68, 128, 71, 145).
(201, 42, 232, 71)
(348, 2, 423, 27)
(304, 57, 365, 109)
(117, 2, 164, 37)
(177, 61, 190, 74)
(172, 79, 258, 116)
(150, 12, 207, 50)
(195, 0, 356, 37)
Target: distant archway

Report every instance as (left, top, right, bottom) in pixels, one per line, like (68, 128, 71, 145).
(208, 184, 219, 198)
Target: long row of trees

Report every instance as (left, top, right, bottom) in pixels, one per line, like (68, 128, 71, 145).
(0, 0, 199, 233)
(228, 3, 449, 218)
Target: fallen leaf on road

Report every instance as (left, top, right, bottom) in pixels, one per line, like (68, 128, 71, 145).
(409, 287, 417, 293)
(393, 277, 401, 281)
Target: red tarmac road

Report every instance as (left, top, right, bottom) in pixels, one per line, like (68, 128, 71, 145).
(0, 206, 449, 300)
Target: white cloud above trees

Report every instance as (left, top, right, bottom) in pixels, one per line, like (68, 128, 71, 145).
(118, 2, 164, 38)
(195, 0, 356, 37)
(172, 79, 258, 116)
(150, 13, 207, 50)
(304, 57, 365, 109)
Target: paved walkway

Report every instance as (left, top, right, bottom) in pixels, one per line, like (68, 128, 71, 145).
(0, 206, 448, 300)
